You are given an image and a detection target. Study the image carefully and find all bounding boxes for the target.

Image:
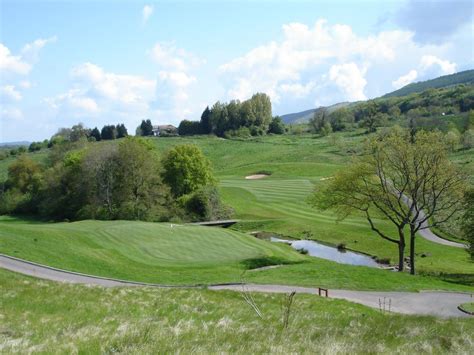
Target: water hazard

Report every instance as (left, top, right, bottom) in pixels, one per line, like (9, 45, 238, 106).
(271, 237, 380, 267)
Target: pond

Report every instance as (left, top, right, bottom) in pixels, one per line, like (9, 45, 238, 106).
(271, 237, 380, 268)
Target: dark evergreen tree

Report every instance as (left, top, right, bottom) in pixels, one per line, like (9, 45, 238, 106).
(90, 127, 101, 141)
(200, 106, 212, 134)
(139, 119, 154, 136)
(101, 125, 117, 140)
(116, 124, 128, 138)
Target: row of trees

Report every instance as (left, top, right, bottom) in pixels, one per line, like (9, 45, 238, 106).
(311, 129, 470, 274)
(178, 93, 285, 137)
(50, 123, 129, 146)
(0, 138, 230, 222)
(310, 85, 474, 136)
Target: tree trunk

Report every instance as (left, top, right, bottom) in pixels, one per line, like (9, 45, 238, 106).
(395, 228, 405, 271)
(409, 227, 416, 275)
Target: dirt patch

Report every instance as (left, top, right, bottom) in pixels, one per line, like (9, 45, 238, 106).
(245, 174, 269, 180)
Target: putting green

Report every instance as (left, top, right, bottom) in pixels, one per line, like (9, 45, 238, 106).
(0, 216, 299, 284)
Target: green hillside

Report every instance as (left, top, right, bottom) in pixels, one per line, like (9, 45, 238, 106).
(383, 69, 474, 98)
(281, 102, 351, 124)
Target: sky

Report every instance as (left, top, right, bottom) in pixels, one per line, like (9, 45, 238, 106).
(0, 0, 473, 142)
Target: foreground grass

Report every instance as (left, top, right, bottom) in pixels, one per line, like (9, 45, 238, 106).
(1, 269, 473, 354)
(1, 216, 472, 292)
(459, 303, 474, 314)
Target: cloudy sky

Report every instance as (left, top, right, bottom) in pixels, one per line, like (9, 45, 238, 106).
(0, 0, 472, 142)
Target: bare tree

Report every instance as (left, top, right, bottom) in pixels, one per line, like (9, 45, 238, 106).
(311, 129, 467, 274)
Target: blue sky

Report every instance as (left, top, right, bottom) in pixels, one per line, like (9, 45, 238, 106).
(0, 0, 472, 142)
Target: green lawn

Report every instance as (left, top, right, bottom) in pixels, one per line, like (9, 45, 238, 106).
(0, 216, 472, 291)
(1, 268, 473, 354)
(0, 133, 472, 288)
(459, 302, 474, 314)
(0, 216, 300, 285)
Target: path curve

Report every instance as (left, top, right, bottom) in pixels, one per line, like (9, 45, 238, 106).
(400, 194, 467, 248)
(1, 254, 471, 318)
(417, 210, 467, 248)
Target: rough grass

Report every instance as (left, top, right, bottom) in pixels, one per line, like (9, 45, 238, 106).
(1, 268, 473, 354)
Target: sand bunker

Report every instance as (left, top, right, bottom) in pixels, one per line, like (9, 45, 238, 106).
(245, 174, 270, 180)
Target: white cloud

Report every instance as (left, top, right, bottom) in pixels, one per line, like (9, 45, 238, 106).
(0, 43, 31, 75)
(150, 42, 203, 71)
(420, 55, 456, 75)
(149, 42, 203, 121)
(45, 63, 156, 123)
(1, 107, 23, 120)
(279, 82, 315, 98)
(329, 63, 367, 101)
(392, 69, 418, 89)
(0, 36, 56, 77)
(20, 36, 57, 63)
(71, 62, 156, 104)
(142, 5, 154, 24)
(218, 19, 461, 107)
(1, 85, 22, 101)
(19, 80, 32, 89)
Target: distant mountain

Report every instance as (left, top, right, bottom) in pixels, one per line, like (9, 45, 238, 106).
(0, 141, 30, 148)
(383, 69, 474, 98)
(281, 102, 351, 124)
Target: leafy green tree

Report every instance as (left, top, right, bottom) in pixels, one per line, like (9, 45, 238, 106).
(6, 156, 42, 194)
(178, 120, 202, 135)
(161, 144, 215, 197)
(444, 130, 460, 151)
(70, 123, 90, 142)
(309, 109, 332, 135)
(115, 137, 171, 220)
(328, 107, 353, 131)
(461, 129, 474, 149)
(311, 129, 467, 274)
(268, 116, 285, 134)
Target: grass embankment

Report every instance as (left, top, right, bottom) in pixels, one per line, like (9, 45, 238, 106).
(1, 268, 473, 354)
(459, 302, 474, 315)
(0, 216, 472, 291)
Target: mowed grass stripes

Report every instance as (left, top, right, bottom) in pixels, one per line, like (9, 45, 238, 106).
(0, 217, 300, 284)
(220, 177, 474, 276)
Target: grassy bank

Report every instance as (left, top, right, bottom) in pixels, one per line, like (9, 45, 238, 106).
(1, 268, 473, 354)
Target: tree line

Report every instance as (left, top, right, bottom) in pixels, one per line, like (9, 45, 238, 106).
(0, 138, 230, 223)
(178, 93, 285, 138)
(309, 84, 474, 140)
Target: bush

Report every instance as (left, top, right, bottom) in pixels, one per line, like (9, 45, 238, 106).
(268, 116, 285, 134)
(224, 127, 251, 139)
(182, 186, 233, 222)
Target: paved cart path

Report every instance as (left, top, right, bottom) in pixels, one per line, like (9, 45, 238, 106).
(1, 254, 472, 318)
